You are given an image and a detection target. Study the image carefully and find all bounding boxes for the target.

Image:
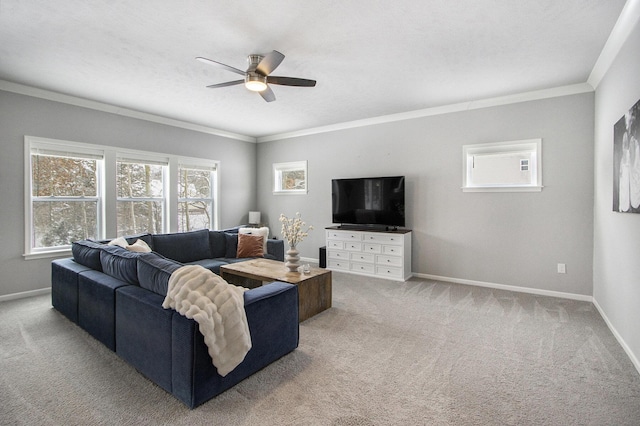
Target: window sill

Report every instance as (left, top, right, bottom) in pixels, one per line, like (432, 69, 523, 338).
(23, 248, 72, 260)
(462, 186, 543, 193)
(273, 190, 307, 195)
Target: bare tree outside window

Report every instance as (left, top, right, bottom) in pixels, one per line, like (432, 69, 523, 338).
(116, 161, 165, 236)
(178, 165, 215, 232)
(31, 154, 100, 248)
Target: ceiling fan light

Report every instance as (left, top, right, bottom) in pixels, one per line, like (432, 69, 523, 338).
(245, 75, 267, 92)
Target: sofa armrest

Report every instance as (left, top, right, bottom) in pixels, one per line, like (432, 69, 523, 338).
(266, 239, 285, 262)
(171, 282, 299, 408)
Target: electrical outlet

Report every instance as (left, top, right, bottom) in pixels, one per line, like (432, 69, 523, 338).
(557, 263, 566, 274)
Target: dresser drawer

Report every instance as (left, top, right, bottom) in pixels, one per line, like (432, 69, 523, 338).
(376, 255, 403, 267)
(376, 265, 403, 278)
(344, 242, 363, 251)
(363, 243, 382, 254)
(363, 233, 404, 245)
(382, 245, 403, 256)
(328, 259, 349, 270)
(326, 231, 362, 241)
(351, 262, 375, 274)
(327, 240, 344, 250)
(327, 250, 349, 260)
(350, 252, 375, 263)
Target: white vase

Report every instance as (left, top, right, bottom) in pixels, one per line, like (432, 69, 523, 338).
(285, 246, 300, 272)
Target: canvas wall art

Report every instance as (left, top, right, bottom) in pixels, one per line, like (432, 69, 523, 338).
(613, 98, 640, 213)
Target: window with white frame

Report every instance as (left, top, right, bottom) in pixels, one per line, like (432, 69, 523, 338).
(116, 156, 168, 236)
(27, 138, 104, 254)
(25, 136, 220, 257)
(462, 139, 542, 192)
(273, 161, 307, 194)
(177, 161, 218, 232)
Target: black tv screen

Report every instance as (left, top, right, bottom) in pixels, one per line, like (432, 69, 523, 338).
(332, 176, 405, 228)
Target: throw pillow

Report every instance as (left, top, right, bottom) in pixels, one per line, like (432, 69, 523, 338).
(239, 227, 269, 254)
(108, 236, 129, 249)
(236, 234, 264, 258)
(224, 233, 238, 258)
(126, 239, 152, 253)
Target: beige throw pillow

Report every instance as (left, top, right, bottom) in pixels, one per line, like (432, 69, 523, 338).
(126, 239, 152, 253)
(108, 236, 129, 249)
(108, 237, 152, 253)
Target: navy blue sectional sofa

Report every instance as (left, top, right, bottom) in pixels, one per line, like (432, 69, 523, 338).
(51, 228, 299, 408)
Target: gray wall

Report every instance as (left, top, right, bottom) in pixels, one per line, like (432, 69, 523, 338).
(257, 93, 595, 296)
(593, 20, 640, 367)
(0, 90, 256, 298)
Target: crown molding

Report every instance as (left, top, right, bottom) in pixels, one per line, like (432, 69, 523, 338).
(257, 83, 594, 143)
(1, 79, 594, 145)
(588, 0, 640, 89)
(0, 80, 256, 143)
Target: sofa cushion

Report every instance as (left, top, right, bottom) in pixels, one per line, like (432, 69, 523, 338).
(137, 252, 183, 296)
(72, 240, 105, 272)
(224, 233, 238, 258)
(186, 258, 229, 275)
(152, 229, 211, 263)
(100, 245, 142, 285)
(209, 231, 227, 259)
(237, 234, 264, 258)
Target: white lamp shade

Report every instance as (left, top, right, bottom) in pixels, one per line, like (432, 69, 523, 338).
(249, 211, 261, 224)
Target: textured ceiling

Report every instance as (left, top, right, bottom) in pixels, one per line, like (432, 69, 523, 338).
(0, 0, 627, 139)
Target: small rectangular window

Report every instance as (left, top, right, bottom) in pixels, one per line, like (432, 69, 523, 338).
(273, 161, 307, 194)
(462, 139, 542, 192)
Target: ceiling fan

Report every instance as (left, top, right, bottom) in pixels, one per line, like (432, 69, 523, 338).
(196, 50, 316, 102)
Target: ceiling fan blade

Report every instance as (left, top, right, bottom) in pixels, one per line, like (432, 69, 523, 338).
(256, 50, 285, 76)
(259, 86, 276, 102)
(267, 76, 316, 87)
(196, 57, 245, 76)
(206, 80, 244, 89)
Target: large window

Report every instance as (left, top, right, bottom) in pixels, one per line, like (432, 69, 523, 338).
(25, 136, 219, 257)
(116, 157, 167, 236)
(28, 140, 103, 253)
(177, 161, 217, 232)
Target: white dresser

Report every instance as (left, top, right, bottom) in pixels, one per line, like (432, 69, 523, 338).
(325, 227, 412, 281)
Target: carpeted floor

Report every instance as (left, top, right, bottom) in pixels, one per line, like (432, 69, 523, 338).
(1, 272, 640, 425)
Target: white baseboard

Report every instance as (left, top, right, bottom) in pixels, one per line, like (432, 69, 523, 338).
(592, 298, 640, 375)
(0, 287, 51, 303)
(412, 272, 593, 302)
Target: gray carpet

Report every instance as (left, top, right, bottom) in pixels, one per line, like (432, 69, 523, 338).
(2, 272, 640, 425)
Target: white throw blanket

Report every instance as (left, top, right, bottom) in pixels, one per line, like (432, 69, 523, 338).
(162, 265, 251, 377)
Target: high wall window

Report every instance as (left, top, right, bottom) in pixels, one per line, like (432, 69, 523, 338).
(177, 161, 217, 232)
(25, 136, 219, 258)
(462, 139, 543, 192)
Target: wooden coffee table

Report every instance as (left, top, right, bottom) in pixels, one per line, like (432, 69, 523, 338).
(220, 258, 332, 322)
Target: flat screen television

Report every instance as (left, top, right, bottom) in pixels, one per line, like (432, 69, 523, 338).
(331, 176, 405, 228)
